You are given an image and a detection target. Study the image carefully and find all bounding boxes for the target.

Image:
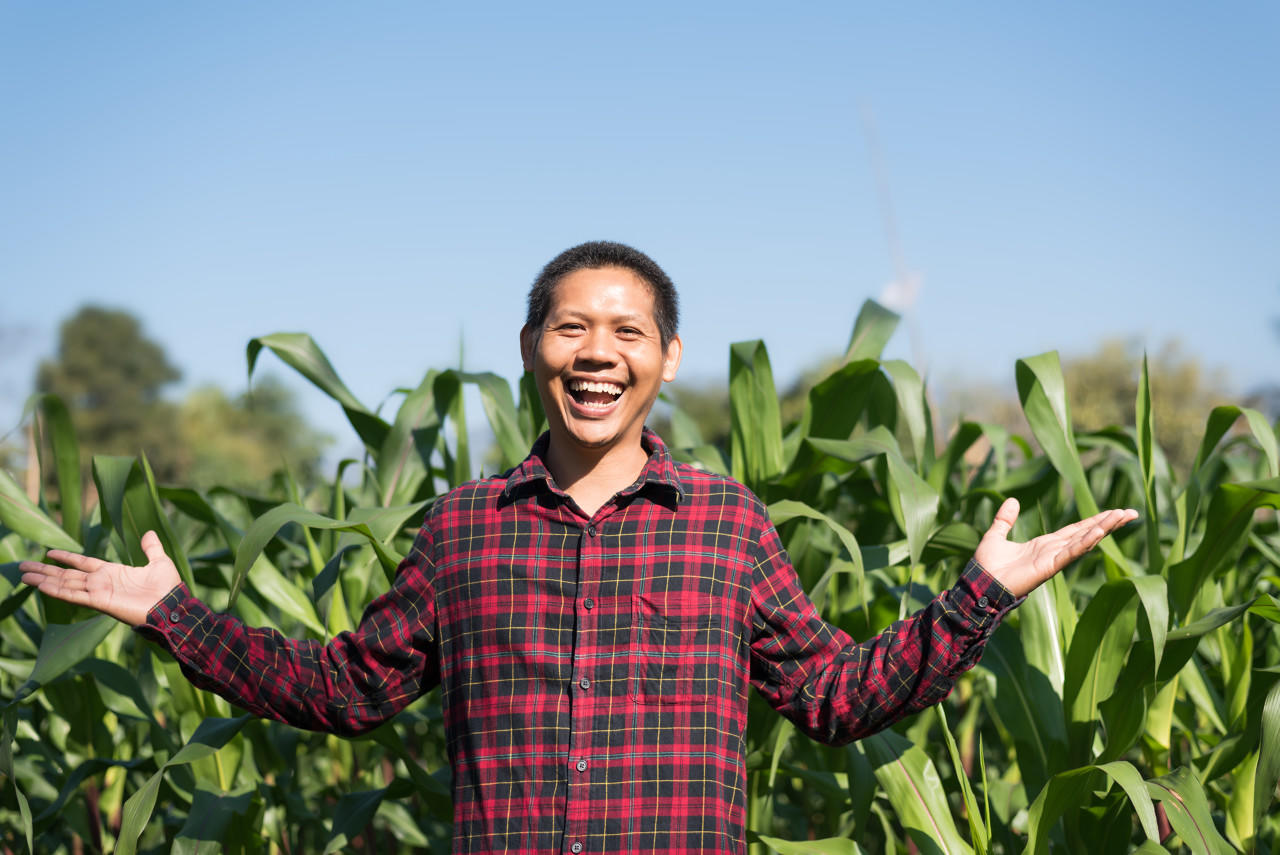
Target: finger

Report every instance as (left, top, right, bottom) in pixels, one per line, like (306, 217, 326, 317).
(1053, 517, 1121, 568)
(140, 530, 169, 565)
(44, 549, 106, 573)
(984, 497, 1020, 541)
(35, 575, 95, 608)
(19, 562, 81, 586)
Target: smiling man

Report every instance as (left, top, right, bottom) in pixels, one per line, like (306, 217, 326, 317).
(21, 240, 1137, 854)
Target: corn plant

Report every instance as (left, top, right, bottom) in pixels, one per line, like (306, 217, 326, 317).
(2, 308, 1277, 854)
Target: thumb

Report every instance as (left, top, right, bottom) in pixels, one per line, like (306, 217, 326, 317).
(139, 530, 170, 565)
(985, 497, 1020, 541)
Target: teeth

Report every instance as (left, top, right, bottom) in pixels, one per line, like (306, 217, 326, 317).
(569, 380, 623, 395)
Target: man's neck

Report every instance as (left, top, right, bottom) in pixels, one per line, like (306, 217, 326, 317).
(543, 433, 650, 519)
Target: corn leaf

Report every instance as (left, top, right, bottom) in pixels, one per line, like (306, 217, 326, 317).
(758, 837, 866, 855)
(116, 715, 251, 855)
(862, 729, 973, 855)
(31, 393, 82, 542)
(1023, 761, 1159, 855)
(730, 340, 785, 490)
(1146, 767, 1235, 855)
(845, 299, 900, 362)
(1255, 679, 1280, 838)
(1135, 355, 1162, 573)
(247, 332, 389, 452)
(0, 466, 81, 552)
(10, 616, 117, 703)
(1015, 352, 1127, 569)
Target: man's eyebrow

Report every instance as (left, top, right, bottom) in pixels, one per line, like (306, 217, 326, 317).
(551, 309, 653, 326)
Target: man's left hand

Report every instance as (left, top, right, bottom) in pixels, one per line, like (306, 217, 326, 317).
(975, 498, 1138, 597)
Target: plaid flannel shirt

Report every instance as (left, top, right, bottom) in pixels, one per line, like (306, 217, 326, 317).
(141, 428, 1017, 854)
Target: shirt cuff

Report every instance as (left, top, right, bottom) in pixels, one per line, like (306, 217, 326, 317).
(944, 558, 1023, 634)
(134, 583, 212, 648)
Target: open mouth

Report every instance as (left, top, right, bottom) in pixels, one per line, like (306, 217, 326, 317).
(568, 379, 624, 410)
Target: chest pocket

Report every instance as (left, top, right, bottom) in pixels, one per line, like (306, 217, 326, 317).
(631, 591, 722, 705)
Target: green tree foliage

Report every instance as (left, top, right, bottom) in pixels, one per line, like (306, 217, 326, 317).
(35, 307, 184, 480)
(177, 376, 330, 489)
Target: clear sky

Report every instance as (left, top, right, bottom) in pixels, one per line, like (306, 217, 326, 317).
(3, 2, 1277, 460)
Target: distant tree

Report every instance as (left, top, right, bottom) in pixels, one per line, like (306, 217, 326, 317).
(36, 306, 184, 480)
(178, 377, 330, 489)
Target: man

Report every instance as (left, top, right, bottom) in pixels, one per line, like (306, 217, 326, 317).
(21, 240, 1137, 853)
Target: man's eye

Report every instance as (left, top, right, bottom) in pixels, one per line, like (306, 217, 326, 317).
(619, 327, 642, 337)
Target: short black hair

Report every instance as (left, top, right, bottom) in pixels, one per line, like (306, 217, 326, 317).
(526, 241, 679, 347)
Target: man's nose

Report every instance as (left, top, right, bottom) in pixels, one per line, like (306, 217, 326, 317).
(577, 328, 617, 364)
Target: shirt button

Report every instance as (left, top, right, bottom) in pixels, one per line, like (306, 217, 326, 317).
(169, 612, 181, 622)
(587, 525, 596, 537)
(583, 598, 595, 610)
(977, 596, 990, 609)
(571, 844, 583, 854)
(575, 759, 588, 772)
(579, 677, 591, 690)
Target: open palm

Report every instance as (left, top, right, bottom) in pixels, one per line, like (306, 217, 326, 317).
(19, 530, 181, 627)
(975, 498, 1138, 597)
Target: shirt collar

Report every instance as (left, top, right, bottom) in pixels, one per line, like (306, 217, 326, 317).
(504, 427, 685, 503)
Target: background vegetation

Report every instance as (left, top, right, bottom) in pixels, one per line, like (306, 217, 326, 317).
(1, 302, 1277, 854)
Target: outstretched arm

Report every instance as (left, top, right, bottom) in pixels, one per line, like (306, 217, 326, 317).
(20, 530, 441, 736)
(974, 498, 1138, 597)
(19, 531, 180, 626)
(751, 498, 1138, 744)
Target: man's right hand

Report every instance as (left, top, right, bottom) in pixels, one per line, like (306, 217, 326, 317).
(19, 530, 181, 627)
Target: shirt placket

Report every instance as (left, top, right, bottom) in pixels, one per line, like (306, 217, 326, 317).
(561, 513, 607, 854)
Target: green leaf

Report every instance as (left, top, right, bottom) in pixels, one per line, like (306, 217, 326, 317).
(376, 370, 440, 507)
(862, 729, 973, 855)
(1135, 355, 1162, 574)
(245, 553, 326, 636)
(1193, 405, 1279, 480)
(1254, 679, 1280, 838)
(807, 429, 938, 568)
(768, 499, 864, 602)
(1062, 580, 1139, 760)
(32, 393, 83, 542)
(1015, 352, 1127, 569)
(1168, 478, 1280, 618)
(455, 371, 526, 471)
(758, 836, 866, 855)
(323, 779, 414, 854)
(845, 299, 900, 362)
(10, 616, 118, 703)
(936, 706, 988, 853)
(247, 332, 389, 451)
(730, 340, 785, 490)
(881, 360, 930, 468)
(173, 788, 262, 855)
(517, 369, 547, 444)
(229, 501, 419, 606)
(116, 716, 251, 855)
(1, 707, 33, 853)
(0, 466, 81, 551)
(981, 624, 1067, 799)
(1147, 767, 1236, 855)
(1023, 761, 1159, 855)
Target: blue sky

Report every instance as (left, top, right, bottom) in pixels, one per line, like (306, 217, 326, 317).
(3, 3, 1277, 459)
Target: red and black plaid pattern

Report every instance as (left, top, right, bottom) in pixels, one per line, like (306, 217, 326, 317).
(140, 429, 1017, 854)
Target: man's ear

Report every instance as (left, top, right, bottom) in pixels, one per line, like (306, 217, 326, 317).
(519, 325, 536, 372)
(661, 335, 683, 383)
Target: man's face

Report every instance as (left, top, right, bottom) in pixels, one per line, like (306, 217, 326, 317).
(520, 265, 681, 458)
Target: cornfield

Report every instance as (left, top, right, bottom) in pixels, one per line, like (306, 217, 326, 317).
(1, 302, 1277, 853)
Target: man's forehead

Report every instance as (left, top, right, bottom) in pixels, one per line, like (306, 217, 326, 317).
(543, 266, 659, 322)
